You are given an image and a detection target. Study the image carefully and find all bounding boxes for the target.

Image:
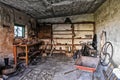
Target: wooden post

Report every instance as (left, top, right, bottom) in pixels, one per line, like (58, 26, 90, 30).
(71, 24, 74, 53)
(51, 24, 53, 50)
(93, 22, 95, 34)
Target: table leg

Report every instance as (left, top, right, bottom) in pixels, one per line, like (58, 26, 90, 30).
(25, 46, 28, 66)
(13, 46, 17, 65)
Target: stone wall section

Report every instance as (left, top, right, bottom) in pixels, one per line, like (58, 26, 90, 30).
(0, 3, 36, 61)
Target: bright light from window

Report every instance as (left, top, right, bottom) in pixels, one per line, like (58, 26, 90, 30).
(14, 25, 25, 38)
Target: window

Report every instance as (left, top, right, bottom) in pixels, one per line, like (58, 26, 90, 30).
(14, 24, 25, 38)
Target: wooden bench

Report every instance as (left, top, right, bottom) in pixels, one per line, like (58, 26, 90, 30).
(13, 42, 41, 66)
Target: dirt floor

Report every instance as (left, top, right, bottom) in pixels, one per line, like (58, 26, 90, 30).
(7, 54, 104, 80)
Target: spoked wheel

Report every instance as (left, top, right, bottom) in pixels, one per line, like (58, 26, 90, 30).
(100, 42, 113, 66)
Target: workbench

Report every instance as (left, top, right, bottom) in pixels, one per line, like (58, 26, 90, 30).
(13, 42, 40, 66)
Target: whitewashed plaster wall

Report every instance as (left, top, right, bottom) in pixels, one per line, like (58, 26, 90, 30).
(95, 0, 120, 65)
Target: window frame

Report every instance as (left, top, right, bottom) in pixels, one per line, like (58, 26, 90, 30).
(14, 24, 25, 38)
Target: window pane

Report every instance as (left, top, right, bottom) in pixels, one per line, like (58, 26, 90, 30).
(14, 25, 25, 38)
(17, 27, 22, 37)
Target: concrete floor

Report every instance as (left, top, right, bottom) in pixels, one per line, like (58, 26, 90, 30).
(7, 54, 103, 80)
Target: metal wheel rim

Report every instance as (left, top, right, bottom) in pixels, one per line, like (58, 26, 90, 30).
(100, 42, 113, 66)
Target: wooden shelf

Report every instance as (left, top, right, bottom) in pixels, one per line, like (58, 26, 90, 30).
(48, 44, 82, 46)
(74, 44, 82, 46)
(40, 38, 51, 39)
(41, 43, 90, 46)
(53, 33, 72, 35)
(48, 44, 72, 46)
(53, 30, 72, 32)
(74, 38, 93, 39)
(53, 38, 72, 39)
(55, 44, 72, 46)
(38, 23, 95, 53)
(74, 30, 93, 31)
